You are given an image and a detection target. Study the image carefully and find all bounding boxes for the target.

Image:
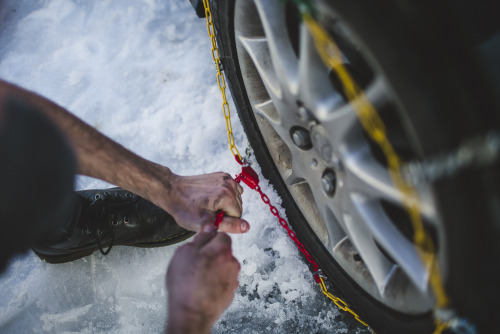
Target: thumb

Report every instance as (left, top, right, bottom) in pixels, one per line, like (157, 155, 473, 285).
(218, 216, 250, 234)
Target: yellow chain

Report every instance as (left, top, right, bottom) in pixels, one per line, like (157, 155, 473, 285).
(302, 12, 450, 333)
(202, 0, 242, 161)
(202, 0, 371, 331)
(318, 277, 369, 327)
(433, 318, 450, 334)
(202, 0, 451, 332)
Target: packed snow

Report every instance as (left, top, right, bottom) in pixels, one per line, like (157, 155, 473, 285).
(0, 0, 367, 333)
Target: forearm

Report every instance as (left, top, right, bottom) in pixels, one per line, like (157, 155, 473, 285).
(0, 79, 173, 202)
(0, 79, 247, 233)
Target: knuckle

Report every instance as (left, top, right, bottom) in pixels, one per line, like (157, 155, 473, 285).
(212, 196, 222, 211)
(221, 183, 233, 192)
(217, 232, 232, 246)
(220, 185, 233, 197)
(221, 172, 232, 181)
(212, 189, 235, 211)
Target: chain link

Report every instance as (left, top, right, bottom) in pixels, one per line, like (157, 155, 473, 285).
(318, 277, 370, 327)
(403, 131, 500, 185)
(202, 0, 242, 161)
(203, 0, 373, 331)
(200, 0, 476, 332)
(201, 0, 482, 329)
(303, 7, 448, 297)
(300, 8, 457, 333)
(252, 183, 372, 331)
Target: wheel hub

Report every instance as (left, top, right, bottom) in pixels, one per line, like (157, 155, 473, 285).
(311, 125, 336, 166)
(233, 0, 440, 314)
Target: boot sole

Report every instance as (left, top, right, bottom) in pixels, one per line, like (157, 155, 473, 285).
(33, 231, 196, 264)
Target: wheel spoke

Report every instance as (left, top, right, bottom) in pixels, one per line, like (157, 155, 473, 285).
(237, 36, 282, 100)
(233, 0, 440, 314)
(342, 138, 437, 221)
(322, 196, 348, 250)
(283, 164, 306, 187)
(282, 155, 332, 246)
(307, 79, 391, 146)
(314, 102, 361, 147)
(252, 98, 301, 165)
(364, 76, 390, 108)
(251, 104, 294, 173)
(298, 23, 344, 115)
(253, 99, 280, 125)
(252, 0, 299, 96)
(350, 194, 429, 292)
(285, 145, 324, 189)
(341, 196, 398, 295)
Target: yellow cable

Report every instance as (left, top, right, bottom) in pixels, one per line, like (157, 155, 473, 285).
(303, 9, 450, 324)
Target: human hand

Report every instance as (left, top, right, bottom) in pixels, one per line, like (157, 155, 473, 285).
(166, 225, 240, 334)
(161, 172, 250, 233)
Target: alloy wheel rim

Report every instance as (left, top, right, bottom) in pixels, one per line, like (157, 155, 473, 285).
(233, 0, 446, 313)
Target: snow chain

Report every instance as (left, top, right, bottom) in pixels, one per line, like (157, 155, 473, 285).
(202, 0, 477, 333)
(202, 0, 242, 161)
(297, 1, 478, 333)
(202, 0, 373, 331)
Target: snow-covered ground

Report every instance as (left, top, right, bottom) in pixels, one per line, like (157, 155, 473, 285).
(0, 1, 366, 333)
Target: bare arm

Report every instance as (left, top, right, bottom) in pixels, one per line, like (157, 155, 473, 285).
(0, 79, 249, 233)
(0, 80, 172, 200)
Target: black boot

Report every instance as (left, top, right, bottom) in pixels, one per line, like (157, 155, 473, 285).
(32, 188, 195, 264)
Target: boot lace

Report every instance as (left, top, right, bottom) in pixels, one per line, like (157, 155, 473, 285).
(84, 191, 128, 255)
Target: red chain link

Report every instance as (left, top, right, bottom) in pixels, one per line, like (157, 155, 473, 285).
(214, 211, 224, 229)
(232, 158, 322, 283)
(215, 159, 375, 328)
(214, 157, 322, 281)
(253, 185, 321, 276)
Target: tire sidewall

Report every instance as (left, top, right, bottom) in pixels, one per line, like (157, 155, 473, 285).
(211, 0, 500, 332)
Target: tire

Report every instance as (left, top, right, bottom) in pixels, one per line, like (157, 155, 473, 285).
(210, 0, 500, 332)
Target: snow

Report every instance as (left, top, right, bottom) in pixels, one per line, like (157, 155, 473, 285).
(0, 0, 365, 333)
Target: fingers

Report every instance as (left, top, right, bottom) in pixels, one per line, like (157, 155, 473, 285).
(168, 172, 249, 234)
(212, 174, 250, 234)
(191, 224, 218, 249)
(217, 216, 250, 234)
(215, 187, 242, 219)
(167, 229, 240, 329)
(232, 192, 243, 215)
(222, 172, 243, 199)
(219, 174, 243, 217)
(200, 232, 235, 262)
(236, 183, 243, 195)
(221, 172, 243, 194)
